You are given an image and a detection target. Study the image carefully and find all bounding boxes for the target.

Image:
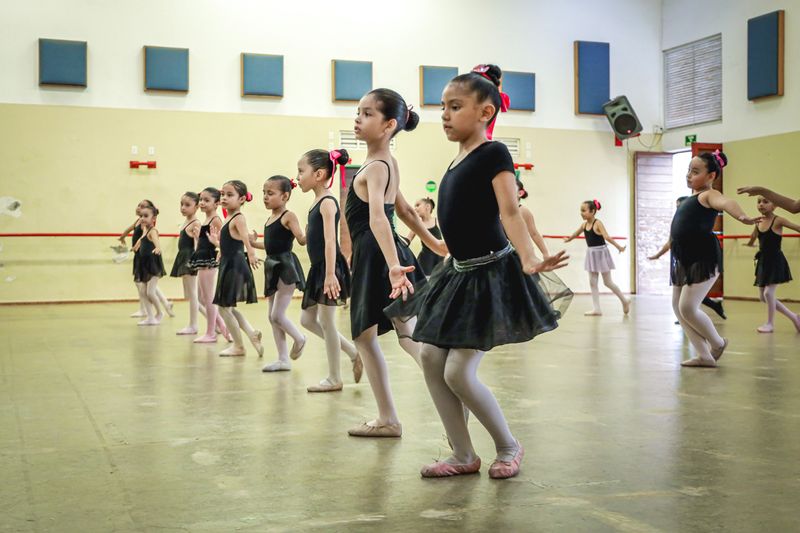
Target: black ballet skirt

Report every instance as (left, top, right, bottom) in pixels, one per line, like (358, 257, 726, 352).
(302, 196, 351, 309)
(385, 243, 573, 351)
(263, 212, 305, 297)
(133, 229, 166, 283)
(170, 224, 197, 277)
(417, 221, 444, 276)
(344, 165, 426, 338)
(669, 194, 722, 286)
(754, 218, 793, 287)
(213, 213, 258, 307)
(131, 224, 144, 276)
(188, 217, 219, 270)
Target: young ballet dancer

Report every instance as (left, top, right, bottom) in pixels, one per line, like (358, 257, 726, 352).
(119, 199, 173, 318)
(170, 192, 201, 335)
(188, 187, 231, 343)
(295, 149, 364, 391)
(650, 196, 727, 321)
(385, 64, 571, 479)
(406, 198, 444, 277)
(671, 151, 761, 367)
(248, 175, 307, 372)
(209, 180, 263, 357)
(745, 196, 800, 333)
(517, 178, 550, 258)
(345, 88, 447, 437)
(738, 186, 800, 214)
(132, 204, 167, 326)
(564, 199, 630, 316)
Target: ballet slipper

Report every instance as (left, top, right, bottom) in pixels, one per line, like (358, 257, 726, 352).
(130, 311, 146, 318)
(756, 325, 774, 334)
(347, 421, 402, 438)
(289, 336, 307, 360)
(681, 357, 717, 368)
(219, 346, 246, 357)
(193, 334, 218, 343)
(261, 360, 291, 372)
(622, 298, 631, 315)
(421, 457, 481, 478)
(584, 310, 602, 316)
(137, 318, 160, 326)
(488, 441, 524, 479)
(155, 312, 164, 322)
(165, 302, 176, 317)
(248, 330, 264, 357)
(711, 337, 729, 361)
(176, 326, 198, 335)
(352, 353, 363, 384)
(792, 314, 800, 333)
(307, 379, 343, 393)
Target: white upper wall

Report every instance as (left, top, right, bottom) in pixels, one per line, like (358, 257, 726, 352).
(0, 0, 663, 132)
(661, 0, 800, 149)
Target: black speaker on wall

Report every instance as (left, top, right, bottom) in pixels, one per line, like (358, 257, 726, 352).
(602, 95, 642, 140)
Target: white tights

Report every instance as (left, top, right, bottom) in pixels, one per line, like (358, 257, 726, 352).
(672, 273, 725, 362)
(135, 278, 161, 320)
(218, 307, 256, 349)
(181, 276, 199, 330)
(353, 318, 421, 426)
(267, 280, 304, 362)
(420, 344, 517, 463)
(588, 271, 627, 312)
(758, 285, 799, 331)
(197, 268, 227, 338)
(300, 303, 357, 384)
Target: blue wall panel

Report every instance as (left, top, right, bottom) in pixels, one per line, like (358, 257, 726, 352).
(420, 66, 458, 106)
(748, 10, 784, 100)
(145, 46, 189, 92)
(503, 71, 536, 111)
(333, 60, 372, 101)
(242, 53, 283, 97)
(575, 41, 610, 114)
(39, 38, 87, 87)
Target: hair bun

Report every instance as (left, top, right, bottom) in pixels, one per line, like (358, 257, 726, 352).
(473, 64, 502, 87)
(594, 199, 602, 211)
(334, 148, 350, 166)
(404, 109, 419, 132)
(245, 192, 253, 202)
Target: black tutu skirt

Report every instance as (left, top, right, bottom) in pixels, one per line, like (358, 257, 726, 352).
(384, 247, 573, 352)
(670, 236, 722, 286)
(188, 248, 218, 270)
(754, 251, 793, 287)
(264, 252, 306, 297)
(302, 254, 351, 309)
(170, 248, 196, 277)
(133, 254, 166, 283)
(213, 252, 258, 307)
(349, 232, 426, 338)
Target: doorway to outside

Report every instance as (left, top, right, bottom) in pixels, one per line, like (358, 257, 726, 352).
(634, 145, 723, 295)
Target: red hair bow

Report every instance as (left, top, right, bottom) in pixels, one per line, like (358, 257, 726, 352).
(472, 66, 510, 140)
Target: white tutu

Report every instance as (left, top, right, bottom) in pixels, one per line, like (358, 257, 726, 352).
(585, 245, 615, 272)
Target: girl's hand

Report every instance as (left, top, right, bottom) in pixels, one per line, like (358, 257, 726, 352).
(208, 225, 221, 246)
(118, 236, 126, 244)
(619, 244, 627, 254)
(523, 250, 569, 274)
(432, 239, 449, 257)
(744, 242, 757, 248)
(247, 248, 259, 269)
(323, 273, 341, 300)
(738, 214, 764, 225)
(737, 186, 764, 197)
(563, 236, 573, 243)
(388, 264, 416, 300)
(132, 241, 141, 253)
(648, 253, 661, 260)
(249, 230, 258, 245)
(153, 247, 162, 256)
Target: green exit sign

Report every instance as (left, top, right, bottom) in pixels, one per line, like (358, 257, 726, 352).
(685, 134, 697, 146)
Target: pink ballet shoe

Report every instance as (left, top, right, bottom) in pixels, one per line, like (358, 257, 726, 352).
(352, 353, 363, 384)
(193, 334, 218, 343)
(756, 325, 774, 334)
(219, 346, 245, 357)
(488, 441, 524, 479)
(307, 379, 343, 393)
(711, 337, 729, 361)
(290, 336, 306, 360)
(165, 302, 176, 318)
(248, 330, 264, 357)
(347, 422, 402, 438)
(137, 318, 160, 326)
(176, 326, 198, 335)
(421, 457, 481, 478)
(681, 357, 717, 368)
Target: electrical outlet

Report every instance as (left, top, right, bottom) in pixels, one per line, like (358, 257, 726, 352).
(148, 146, 156, 156)
(131, 145, 139, 155)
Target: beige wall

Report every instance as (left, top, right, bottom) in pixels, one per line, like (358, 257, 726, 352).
(723, 130, 800, 300)
(0, 103, 649, 303)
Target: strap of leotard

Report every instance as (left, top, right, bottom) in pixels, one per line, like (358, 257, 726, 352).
(318, 195, 338, 208)
(768, 217, 776, 231)
(224, 212, 241, 227)
(355, 160, 392, 195)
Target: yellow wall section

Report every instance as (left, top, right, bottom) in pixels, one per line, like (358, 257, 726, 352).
(0, 103, 642, 303)
(724, 131, 800, 301)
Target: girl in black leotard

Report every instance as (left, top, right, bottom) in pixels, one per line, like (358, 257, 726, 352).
(745, 196, 800, 333)
(188, 188, 230, 344)
(407, 197, 444, 277)
(209, 180, 263, 358)
(344, 88, 446, 438)
(170, 192, 201, 335)
(670, 151, 760, 367)
(248, 176, 307, 372)
(564, 199, 629, 316)
(132, 204, 166, 326)
(385, 64, 570, 479)
(295, 149, 362, 392)
(118, 199, 172, 319)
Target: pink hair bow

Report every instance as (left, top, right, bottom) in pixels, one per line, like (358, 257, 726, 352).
(712, 149, 726, 169)
(329, 150, 349, 189)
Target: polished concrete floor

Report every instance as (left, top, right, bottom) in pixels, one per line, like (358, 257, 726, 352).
(1, 295, 799, 532)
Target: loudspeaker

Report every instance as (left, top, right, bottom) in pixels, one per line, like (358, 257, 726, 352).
(602, 95, 642, 140)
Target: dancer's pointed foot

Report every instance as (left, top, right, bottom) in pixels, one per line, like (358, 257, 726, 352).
(289, 336, 306, 360)
(219, 346, 245, 357)
(193, 334, 217, 343)
(176, 326, 198, 335)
